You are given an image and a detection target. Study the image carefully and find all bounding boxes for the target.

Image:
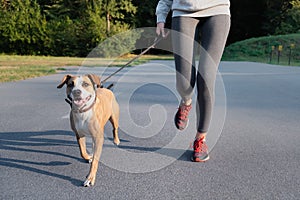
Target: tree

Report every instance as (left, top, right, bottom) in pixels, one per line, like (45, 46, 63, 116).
(0, 0, 47, 55)
(228, 0, 297, 43)
(1, 0, 299, 56)
(132, 0, 157, 27)
(275, 0, 300, 34)
(261, 0, 291, 35)
(86, 0, 140, 57)
(101, 0, 136, 35)
(37, 0, 87, 20)
(29, 0, 137, 56)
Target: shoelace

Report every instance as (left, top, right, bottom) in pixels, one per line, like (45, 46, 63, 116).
(178, 105, 191, 120)
(194, 139, 208, 153)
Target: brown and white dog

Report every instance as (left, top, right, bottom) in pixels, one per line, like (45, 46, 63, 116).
(57, 74, 120, 187)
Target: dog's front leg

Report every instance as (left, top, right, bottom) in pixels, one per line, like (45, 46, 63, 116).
(77, 136, 93, 163)
(83, 133, 104, 187)
(71, 113, 93, 163)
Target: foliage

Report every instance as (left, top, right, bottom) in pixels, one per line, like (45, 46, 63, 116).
(132, 0, 157, 27)
(0, 0, 48, 55)
(0, 0, 299, 56)
(0, 0, 137, 57)
(275, 0, 300, 34)
(223, 33, 300, 66)
(85, 0, 138, 57)
(227, 0, 299, 43)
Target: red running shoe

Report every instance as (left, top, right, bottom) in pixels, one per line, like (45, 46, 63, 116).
(192, 137, 209, 162)
(174, 104, 192, 130)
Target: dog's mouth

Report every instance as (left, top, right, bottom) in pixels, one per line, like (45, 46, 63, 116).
(73, 95, 92, 107)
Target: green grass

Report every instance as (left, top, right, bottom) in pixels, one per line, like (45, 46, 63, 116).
(0, 66, 56, 82)
(0, 55, 84, 83)
(223, 33, 300, 66)
(0, 54, 173, 83)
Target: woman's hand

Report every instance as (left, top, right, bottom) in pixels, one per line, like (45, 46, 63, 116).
(156, 22, 166, 37)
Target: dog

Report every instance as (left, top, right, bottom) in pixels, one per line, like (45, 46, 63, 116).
(57, 74, 120, 187)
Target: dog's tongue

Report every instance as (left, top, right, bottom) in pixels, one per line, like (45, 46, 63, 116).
(73, 98, 85, 107)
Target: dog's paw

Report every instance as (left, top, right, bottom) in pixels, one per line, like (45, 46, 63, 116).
(113, 138, 120, 146)
(83, 180, 92, 187)
(83, 176, 95, 187)
(82, 154, 93, 163)
(83, 154, 93, 163)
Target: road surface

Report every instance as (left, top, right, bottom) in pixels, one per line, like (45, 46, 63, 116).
(0, 61, 299, 199)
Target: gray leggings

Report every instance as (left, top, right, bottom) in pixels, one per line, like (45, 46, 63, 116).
(171, 15, 231, 133)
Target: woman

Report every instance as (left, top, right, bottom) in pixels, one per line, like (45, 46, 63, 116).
(156, 0, 231, 162)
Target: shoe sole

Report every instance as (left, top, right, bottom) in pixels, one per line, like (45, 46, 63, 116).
(191, 155, 210, 162)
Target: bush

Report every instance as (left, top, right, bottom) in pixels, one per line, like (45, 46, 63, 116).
(0, 0, 138, 57)
(223, 34, 300, 65)
(0, 0, 47, 55)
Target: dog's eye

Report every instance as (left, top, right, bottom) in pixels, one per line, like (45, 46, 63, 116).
(82, 82, 89, 87)
(67, 82, 74, 87)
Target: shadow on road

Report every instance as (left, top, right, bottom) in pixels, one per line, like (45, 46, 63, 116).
(0, 130, 83, 186)
(105, 136, 193, 162)
(0, 129, 193, 187)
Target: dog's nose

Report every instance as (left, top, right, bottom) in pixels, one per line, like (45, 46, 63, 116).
(72, 89, 82, 96)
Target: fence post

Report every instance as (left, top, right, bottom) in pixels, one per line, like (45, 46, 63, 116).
(270, 46, 275, 63)
(278, 45, 283, 64)
(288, 44, 295, 65)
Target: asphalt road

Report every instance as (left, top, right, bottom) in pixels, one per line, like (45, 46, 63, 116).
(0, 61, 299, 199)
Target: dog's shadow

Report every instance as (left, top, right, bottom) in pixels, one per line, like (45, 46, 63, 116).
(0, 130, 192, 187)
(0, 130, 83, 186)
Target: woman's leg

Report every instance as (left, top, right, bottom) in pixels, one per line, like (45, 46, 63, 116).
(171, 16, 200, 104)
(196, 15, 231, 136)
(171, 16, 201, 130)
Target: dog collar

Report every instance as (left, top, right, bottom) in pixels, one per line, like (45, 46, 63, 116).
(78, 100, 96, 113)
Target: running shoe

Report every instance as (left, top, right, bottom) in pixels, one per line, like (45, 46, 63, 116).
(191, 137, 209, 162)
(174, 104, 192, 130)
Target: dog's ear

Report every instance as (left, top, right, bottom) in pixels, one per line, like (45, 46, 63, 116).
(87, 74, 101, 88)
(57, 75, 72, 89)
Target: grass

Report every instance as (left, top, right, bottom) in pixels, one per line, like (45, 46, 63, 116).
(0, 55, 83, 83)
(0, 54, 173, 83)
(0, 66, 56, 82)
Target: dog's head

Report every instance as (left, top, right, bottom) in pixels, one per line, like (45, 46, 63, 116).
(57, 74, 101, 108)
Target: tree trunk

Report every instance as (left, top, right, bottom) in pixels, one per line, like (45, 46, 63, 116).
(106, 12, 110, 34)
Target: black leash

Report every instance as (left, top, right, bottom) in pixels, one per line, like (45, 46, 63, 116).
(101, 31, 170, 85)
